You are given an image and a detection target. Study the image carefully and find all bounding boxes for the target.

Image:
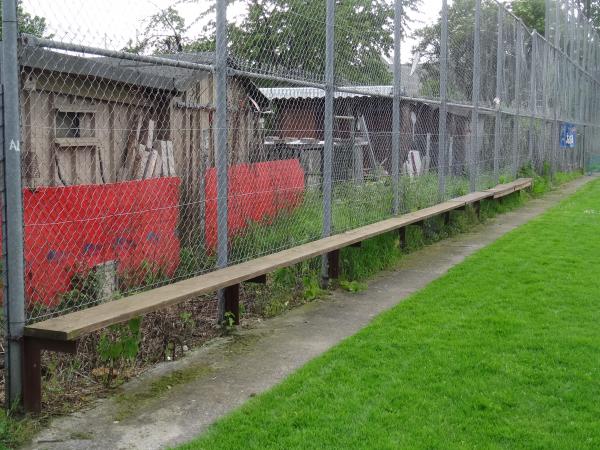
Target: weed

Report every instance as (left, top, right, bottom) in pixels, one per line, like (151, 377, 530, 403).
(97, 318, 142, 387)
(303, 275, 326, 301)
(0, 408, 40, 449)
(339, 280, 367, 293)
(222, 312, 237, 334)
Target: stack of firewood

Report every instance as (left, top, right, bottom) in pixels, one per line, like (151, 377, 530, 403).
(118, 116, 177, 181)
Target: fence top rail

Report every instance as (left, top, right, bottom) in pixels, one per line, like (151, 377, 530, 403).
(21, 34, 216, 73)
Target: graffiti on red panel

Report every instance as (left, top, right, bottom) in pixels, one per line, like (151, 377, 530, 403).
(204, 159, 305, 250)
(22, 177, 181, 306)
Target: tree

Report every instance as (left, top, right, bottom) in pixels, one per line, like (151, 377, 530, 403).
(123, 6, 189, 54)
(225, 0, 417, 84)
(413, 0, 501, 104)
(128, 0, 421, 85)
(510, 0, 545, 34)
(0, 0, 49, 37)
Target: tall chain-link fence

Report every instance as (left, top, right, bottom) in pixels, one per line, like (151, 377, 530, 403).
(1, 0, 599, 404)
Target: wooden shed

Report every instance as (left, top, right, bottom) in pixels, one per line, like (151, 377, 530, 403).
(18, 46, 269, 245)
(259, 86, 471, 181)
(18, 47, 268, 188)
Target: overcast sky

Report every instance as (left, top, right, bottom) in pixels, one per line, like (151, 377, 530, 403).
(21, 0, 442, 64)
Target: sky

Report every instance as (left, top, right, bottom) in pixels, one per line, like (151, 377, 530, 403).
(21, 0, 442, 64)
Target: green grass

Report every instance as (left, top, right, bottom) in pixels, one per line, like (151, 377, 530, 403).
(0, 169, 578, 449)
(0, 409, 42, 450)
(179, 176, 600, 450)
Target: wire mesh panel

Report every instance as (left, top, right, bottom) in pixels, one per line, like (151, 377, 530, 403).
(447, 0, 474, 105)
(2, 0, 599, 330)
(412, 0, 443, 101)
(17, 1, 220, 322)
(479, 0, 500, 107)
(333, 2, 394, 86)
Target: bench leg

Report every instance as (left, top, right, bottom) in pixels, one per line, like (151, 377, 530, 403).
(224, 284, 240, 325)
(327, 249, 340, 280)
(398, 227, 407, 250)
(23, 337, 77, 414)
(443, 211, 451, 226)
(474, 201, 481, 219)
(23, 337, 41, 414)
(350, 241, 362, 248)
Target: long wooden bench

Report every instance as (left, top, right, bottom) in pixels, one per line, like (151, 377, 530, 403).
(22, 178, 532, 412)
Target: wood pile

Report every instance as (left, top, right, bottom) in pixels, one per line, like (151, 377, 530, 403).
(118, 116, 177, 181)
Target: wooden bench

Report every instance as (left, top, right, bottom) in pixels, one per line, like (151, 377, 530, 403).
(22, 178, 532, 412)
(487, 178, 533, 199)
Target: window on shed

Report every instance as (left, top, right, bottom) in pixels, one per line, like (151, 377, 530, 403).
(55, 111, 95, 138)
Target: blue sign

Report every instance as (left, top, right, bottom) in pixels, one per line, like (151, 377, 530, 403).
(560, 123, 576, 148)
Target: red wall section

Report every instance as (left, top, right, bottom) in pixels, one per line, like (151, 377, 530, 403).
(23, 177, 181, 306)
(5, 160, 304, 309)
(204, 159, 305, 250)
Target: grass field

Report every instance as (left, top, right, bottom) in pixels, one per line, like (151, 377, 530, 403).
(180, 177, 600, 450)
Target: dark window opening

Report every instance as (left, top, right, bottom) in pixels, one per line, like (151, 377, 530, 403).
(56, 111, 81, 138)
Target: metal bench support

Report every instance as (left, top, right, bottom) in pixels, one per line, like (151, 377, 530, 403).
(443, 211, 451, 226)
(327, 249, 340, 279)
(224, 284, 240, 325)
(23, 337, 77, 413)
(399, 227, 407, 250)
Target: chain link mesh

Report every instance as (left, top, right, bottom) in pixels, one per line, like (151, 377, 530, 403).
(0, 0, 596, 326)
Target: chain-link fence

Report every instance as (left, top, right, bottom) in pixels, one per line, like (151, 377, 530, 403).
(2, 0, 600, 405)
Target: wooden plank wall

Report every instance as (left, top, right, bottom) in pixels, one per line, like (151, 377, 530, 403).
(21, 71, 164, 188)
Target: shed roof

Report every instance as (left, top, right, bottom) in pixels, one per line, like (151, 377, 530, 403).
(259, 85, 394, 101)
(19, 46, 269, 107)
(259, 65, 422, 101)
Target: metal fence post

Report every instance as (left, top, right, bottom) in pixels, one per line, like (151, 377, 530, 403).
(321, 0, 335, 287)
(215, 0, 229, 321)
(1, 0, 26, 408)
(438, 0, 449, 200)
(512, 25, 523, 178)
(528, 32, 537, 167)
(552, 0, 560, 175)
(392, 0, 402, 214)
(552, 49, 559, 175)
(470, 0, 481, 192)
(493, 6, 504, 182)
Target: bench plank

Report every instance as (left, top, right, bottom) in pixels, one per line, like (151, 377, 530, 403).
(486, 178, 532, 199)
(450, 191, 494, 205)
(24, 180, 532, 341)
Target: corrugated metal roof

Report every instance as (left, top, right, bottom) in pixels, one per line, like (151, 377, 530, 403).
(260, 65, 422, 100)
(260, 85, 395, 100)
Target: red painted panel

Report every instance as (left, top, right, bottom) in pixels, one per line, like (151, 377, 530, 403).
(2, 159, 304, 308)
(21, 177, 181, 306)
(204, 159, 305, 250)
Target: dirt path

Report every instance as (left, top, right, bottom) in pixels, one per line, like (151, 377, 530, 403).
(26, 176, 595, 450)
